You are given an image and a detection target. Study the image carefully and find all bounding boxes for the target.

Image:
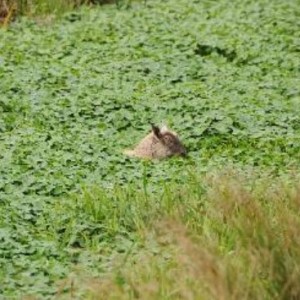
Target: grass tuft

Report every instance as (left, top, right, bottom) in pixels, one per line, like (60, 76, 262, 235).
(54, 173, 300, 300)
(0, 0, 123, 24)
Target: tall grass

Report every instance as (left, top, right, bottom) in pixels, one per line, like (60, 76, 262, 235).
(55, 171, 300, 300)
(0, 0, 118, 23)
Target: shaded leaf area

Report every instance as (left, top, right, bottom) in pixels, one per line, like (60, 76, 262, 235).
(0, 0, 300, 298)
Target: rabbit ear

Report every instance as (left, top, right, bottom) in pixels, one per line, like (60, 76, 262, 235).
(151, 124, 162, 138)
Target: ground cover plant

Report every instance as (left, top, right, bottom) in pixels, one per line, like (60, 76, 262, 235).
(0, 0, 300, 298)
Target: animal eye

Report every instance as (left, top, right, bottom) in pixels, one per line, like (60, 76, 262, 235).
(167, 137, 176, 145)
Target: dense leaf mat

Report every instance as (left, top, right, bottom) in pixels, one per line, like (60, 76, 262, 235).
(0, 0, 300, 298)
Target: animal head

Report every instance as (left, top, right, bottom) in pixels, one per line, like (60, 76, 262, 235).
(151, 124, 187, 157)
(124, 124, 187, 159)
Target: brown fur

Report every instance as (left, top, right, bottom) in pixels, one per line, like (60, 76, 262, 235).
(0, 1, 8, 21)
(124, 124, 186, 159)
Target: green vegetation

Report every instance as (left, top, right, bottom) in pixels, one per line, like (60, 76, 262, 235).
(1, 0, 77, 22)
(65, 174, 300, 300)
(0, 0, 120, 24)
(0, 0, 300, 298)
